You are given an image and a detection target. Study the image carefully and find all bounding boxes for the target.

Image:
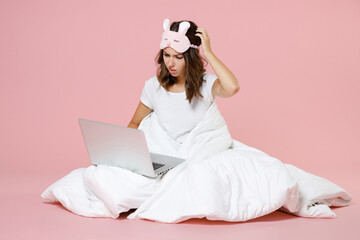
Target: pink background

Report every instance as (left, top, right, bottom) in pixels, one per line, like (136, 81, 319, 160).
(0, 0, 359, 239)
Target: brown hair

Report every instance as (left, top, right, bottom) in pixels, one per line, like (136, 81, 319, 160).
(155, 20, 208, 103)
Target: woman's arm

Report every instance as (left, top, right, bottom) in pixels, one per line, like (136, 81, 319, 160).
(195, 27, 240, 98)
(205, 51, 240, 98)
(127, 101, 153, 129)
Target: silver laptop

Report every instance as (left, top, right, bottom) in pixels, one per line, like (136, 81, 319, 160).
(78, 118, 185, 178)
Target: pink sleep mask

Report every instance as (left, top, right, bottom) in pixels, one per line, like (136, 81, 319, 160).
(160, 18, 200, 53)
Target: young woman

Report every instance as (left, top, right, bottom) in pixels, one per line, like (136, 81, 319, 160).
(41, 18, 352, 223)
(127, 18, 240, 144)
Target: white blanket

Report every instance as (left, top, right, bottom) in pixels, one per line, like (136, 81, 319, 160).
(41, 102, 352, 223)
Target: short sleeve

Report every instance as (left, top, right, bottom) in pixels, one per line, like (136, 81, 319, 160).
(140, 77, 156, 110)
(203, 73, 218, 103)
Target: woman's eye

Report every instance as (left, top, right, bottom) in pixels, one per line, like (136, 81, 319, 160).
(163, 54, 183, 59)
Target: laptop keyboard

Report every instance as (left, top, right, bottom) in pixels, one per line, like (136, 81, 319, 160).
(152, 162, 165, 170)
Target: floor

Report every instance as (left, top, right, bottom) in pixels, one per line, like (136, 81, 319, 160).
(1, 170, 359, 240)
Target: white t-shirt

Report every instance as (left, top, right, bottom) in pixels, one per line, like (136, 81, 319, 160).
(140, 72, 218, 144)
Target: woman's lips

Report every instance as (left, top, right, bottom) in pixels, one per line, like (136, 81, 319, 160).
(169, 69, 176, 73)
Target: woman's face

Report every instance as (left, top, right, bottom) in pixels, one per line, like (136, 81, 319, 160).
(163, 47, 186, 78)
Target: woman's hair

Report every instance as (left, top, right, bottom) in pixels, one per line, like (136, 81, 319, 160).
(155, 20, 208, 103)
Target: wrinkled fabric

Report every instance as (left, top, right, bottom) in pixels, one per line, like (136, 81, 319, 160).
(41, 102, 352, 223)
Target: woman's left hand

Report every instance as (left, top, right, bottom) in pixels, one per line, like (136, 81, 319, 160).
(195, 27, 213, 56)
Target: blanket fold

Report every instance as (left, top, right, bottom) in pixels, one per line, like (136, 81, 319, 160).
(41, 102, 352, 223)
